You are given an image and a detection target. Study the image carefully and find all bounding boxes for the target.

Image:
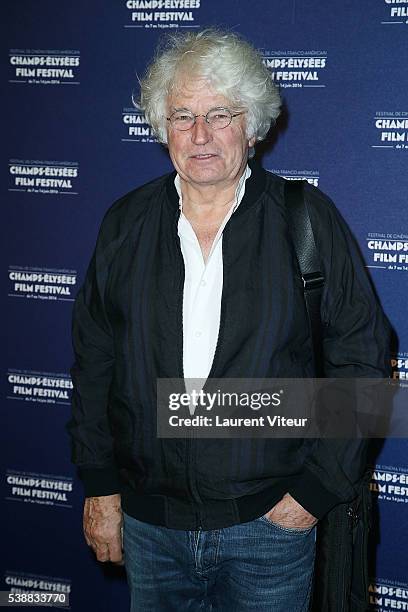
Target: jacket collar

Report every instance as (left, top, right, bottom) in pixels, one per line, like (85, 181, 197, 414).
(165, 157, 267, 217)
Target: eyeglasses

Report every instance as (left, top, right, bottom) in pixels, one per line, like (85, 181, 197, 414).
(166, 107, 247, 131)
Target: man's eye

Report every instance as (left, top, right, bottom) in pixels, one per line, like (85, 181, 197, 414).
(209, 112, 230, 122)
(174, 114, 192, 122)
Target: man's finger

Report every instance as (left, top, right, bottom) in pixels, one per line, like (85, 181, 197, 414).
(85, 519, 102, 552)
(95, 543, 111, 562)
(107, 535, 123, 563)
(84, 532, 92, 547)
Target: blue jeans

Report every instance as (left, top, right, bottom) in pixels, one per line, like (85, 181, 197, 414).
(123, 511, 316, 611)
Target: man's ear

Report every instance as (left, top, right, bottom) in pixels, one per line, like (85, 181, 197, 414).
(248, 135, 256, 148)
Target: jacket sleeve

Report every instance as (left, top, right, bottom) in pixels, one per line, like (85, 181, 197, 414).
(66, 213, 121, 498)
(287, 187, 391, 519)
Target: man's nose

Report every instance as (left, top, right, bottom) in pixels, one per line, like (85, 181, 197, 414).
(190, 116, 212, 145)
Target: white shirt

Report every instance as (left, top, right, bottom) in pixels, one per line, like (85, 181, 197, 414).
(176, 164, 251, 380)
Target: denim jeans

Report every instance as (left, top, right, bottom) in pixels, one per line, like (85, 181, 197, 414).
(123, 511, 316, 611)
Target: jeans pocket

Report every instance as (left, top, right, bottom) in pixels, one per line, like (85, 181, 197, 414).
(257, 514, 315, 535)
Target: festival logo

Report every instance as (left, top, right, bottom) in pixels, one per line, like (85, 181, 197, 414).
(370, 465, 408, 504)
(381, 0, 408, 25)
(8, 160, 79, 196)
(8, 266, 77, 302)
(124, 0, 202, 29)
(372, 112, 408, 150)
(268, 168, 320, 187)
(365, 232, 408, 272)
(368, 578, 408, 610)
(3, 570, 71, 607)
(122, 106, 156, 143)
(9, 49, 80, 86)
(391, 351, 408, 381)
(5, 470, 74, 509)
(6, 369, 73, 407)
(261, 50, 328, 89)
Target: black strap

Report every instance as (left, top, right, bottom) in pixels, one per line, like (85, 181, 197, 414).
(285, 181, 371, 611)
(285, 180, 325, 377)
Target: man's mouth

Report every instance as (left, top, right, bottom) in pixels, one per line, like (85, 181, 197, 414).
(189, 153, 217, 159)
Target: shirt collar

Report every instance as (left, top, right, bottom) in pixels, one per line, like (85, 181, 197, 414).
(174, 164, 252, 215)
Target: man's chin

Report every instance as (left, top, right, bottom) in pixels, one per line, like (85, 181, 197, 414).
(183, 168, 225, 185)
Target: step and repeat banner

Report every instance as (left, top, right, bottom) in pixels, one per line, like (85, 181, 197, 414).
(2, 1, 408, 610)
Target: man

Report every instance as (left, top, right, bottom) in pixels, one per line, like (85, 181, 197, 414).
(67, 29, 390, 611)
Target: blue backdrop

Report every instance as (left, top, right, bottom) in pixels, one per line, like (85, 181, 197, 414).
(2, 1, 408, 609)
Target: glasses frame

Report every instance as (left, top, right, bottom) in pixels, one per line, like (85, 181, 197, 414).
(166, 107, 247, 131)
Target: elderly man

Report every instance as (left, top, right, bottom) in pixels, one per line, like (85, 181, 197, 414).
(67, 29, 390, 611)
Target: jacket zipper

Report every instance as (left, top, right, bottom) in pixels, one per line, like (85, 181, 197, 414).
(174, 210, 203, 528)
(185, 219, 231, 527)
(202, 224, 229, 384)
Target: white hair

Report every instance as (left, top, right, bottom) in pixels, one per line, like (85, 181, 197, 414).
(137, 29, 281, 147)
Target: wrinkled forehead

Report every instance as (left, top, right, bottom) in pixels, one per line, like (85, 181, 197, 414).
(166, 75, 232, 111)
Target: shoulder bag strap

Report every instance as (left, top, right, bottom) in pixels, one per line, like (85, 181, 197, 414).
(284, 180, 325, 377)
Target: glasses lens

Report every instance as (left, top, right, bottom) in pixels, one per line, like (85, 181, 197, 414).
(170, 111, 194, 131)
(207, 108, 232, 129)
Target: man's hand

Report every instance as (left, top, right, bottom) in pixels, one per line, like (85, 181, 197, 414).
(83, 493, 124, 564)
(264, 493, 318, 529)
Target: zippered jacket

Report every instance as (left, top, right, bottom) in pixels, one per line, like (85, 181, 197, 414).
(67, 160, 391, 530)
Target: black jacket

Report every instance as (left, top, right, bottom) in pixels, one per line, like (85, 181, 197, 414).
(67, 160, 390, 530)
